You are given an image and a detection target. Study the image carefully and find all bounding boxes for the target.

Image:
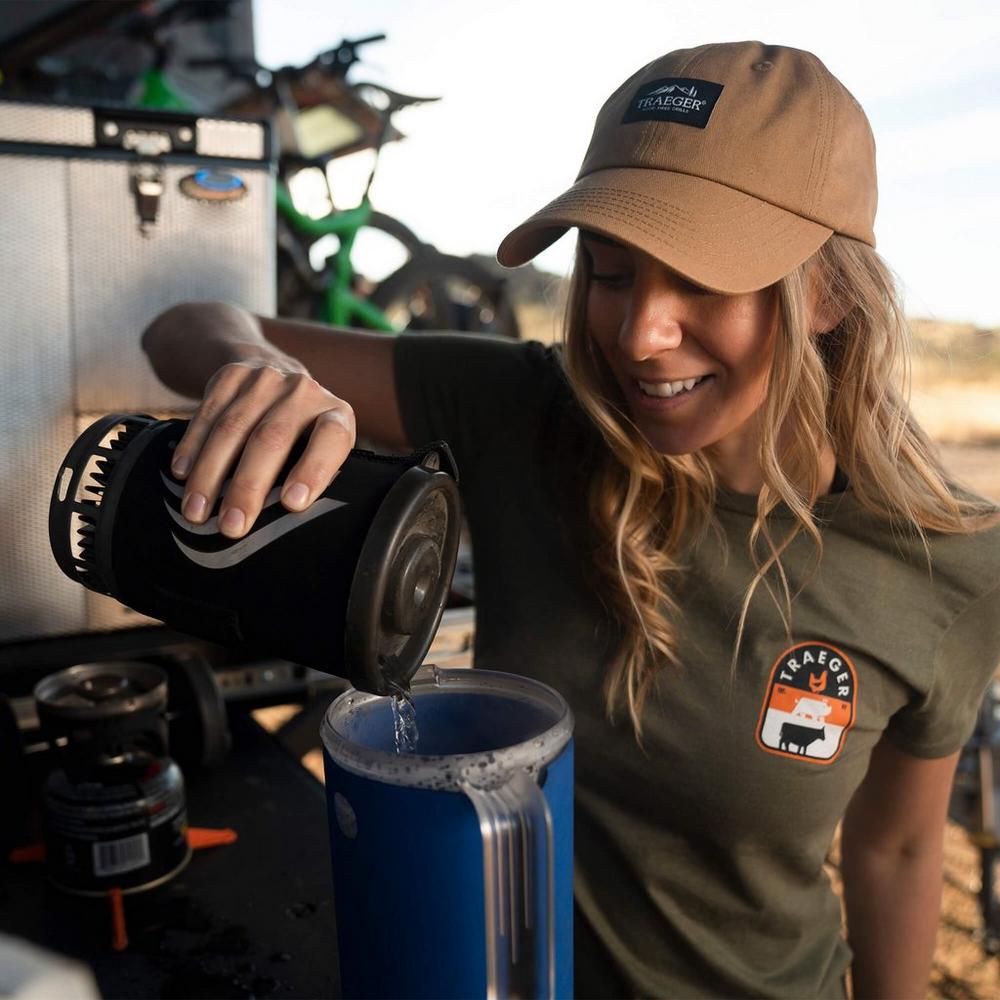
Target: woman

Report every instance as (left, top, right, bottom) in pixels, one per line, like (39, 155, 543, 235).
(143, 42, 1000, 999)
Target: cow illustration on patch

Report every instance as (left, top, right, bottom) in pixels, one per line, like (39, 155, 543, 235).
(756, 641, 857, 763)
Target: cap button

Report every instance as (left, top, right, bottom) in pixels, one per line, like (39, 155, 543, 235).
(752, 61, 774, 72)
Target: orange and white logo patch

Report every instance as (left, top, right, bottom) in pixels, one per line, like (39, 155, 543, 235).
(756, 642, 857, 764)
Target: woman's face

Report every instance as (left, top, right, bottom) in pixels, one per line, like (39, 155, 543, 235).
(582, 232, 779, 467)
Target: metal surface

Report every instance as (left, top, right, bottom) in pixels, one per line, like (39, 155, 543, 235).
(34, 660, 167, 721)
(0, 102, 274, 645)
(195, 117, 266, 160)
(0, 101, 94, 145)
(0, 154, 85, 640)
(464, 771, 556, 1000)
(67, 157, 273, 410)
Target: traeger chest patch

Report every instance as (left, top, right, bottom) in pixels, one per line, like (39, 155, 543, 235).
(621, 77, 724, 129)
(756, 642, 857, 764)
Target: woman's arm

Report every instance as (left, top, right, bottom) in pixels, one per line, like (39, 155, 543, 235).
(840, 737, 959, 999)
(140, 301, 408, 539)
(141, 301, 407, 445)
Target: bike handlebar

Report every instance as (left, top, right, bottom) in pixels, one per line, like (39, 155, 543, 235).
(314, 34, 387, 75)
(186, 38, 439, 118)
(186, 31, 386, 86)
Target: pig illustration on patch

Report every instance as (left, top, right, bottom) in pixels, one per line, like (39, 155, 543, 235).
(757, 642, 857, 763)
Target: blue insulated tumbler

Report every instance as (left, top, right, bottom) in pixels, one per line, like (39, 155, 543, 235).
(321, 667, 574, 999)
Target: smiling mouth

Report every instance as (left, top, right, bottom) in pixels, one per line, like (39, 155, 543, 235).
(637, 374, 711, 399)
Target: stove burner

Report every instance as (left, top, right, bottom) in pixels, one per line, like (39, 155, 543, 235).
(34, 661, 191, 896)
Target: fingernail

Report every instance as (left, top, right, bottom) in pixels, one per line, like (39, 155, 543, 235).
(182, 492, 207, 522)
(283, 483, 309, 509)
(171, 455, 190, 478)
(221, 508, 245, 537)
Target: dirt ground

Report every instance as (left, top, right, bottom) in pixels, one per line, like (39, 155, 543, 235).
(939, 444, 1000, 504)
(924, 825, 999, 998)
(922, 333, 1000, 1000)
(914, 445, 1000, 1000)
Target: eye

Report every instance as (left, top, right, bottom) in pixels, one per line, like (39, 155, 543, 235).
(590, 271, 633, 289)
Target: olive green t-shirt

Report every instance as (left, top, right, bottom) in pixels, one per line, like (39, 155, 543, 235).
(394, 332, 1000, 999)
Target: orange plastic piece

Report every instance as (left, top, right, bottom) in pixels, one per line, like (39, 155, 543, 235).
(8, 843, 46, 864)
(187, 826, 238, 850)
(109, 887, 128, 951)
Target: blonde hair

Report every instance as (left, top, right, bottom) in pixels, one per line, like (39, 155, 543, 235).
(560, 234, 997, 739)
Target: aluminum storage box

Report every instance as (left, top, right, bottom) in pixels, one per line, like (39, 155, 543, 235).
(0, 99, 275, 643)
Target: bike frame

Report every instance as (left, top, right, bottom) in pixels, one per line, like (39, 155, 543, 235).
(136, 68, 190, 110)
(275, 185, 395, 331)
(138, 67, 399, 332)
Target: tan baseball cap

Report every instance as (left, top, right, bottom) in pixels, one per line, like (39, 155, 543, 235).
(497, 41, 877, 293)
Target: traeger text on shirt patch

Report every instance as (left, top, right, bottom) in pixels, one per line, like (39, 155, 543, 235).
(756, 641, 858, 764)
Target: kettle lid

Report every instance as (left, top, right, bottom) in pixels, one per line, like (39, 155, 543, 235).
(344, 451, 461, 695)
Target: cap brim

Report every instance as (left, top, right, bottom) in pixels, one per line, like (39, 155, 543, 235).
(496, 168, 833, 294)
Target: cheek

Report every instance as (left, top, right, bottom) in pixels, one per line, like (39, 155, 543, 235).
(714, 299, 776, 387)
(585, 289, 623, 348)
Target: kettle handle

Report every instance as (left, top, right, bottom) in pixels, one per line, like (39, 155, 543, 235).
(462, 769, 555, 1000)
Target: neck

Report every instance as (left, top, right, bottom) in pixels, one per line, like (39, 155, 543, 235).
(706, 440, 838, 497)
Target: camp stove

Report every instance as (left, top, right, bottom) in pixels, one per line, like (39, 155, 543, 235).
(33, 660, 190, 897)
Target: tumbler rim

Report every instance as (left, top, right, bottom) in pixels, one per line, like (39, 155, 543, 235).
(321, 667, 574, 792)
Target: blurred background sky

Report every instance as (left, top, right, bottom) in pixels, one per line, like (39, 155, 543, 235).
(254, 0, 1000, 326)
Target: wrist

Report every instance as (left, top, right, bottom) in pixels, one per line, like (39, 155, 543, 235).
(227, 340, 310, 376)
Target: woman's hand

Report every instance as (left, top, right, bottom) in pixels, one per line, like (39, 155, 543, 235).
(169, 360, 357, 539)
(141, 301, 406, 530)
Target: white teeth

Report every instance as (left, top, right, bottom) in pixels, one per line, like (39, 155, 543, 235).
(638, 376, 705, 398)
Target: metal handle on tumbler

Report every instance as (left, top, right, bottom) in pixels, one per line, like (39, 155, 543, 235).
(463, 770, 555, 1000)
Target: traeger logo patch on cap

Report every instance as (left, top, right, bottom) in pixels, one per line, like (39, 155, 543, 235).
(622, 77, 724, 129)
(756, 642, 858, 764)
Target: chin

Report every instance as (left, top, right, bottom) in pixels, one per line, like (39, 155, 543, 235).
(633, 422, 706, 457)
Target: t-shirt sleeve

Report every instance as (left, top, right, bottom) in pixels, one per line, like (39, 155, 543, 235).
(886, 579, 1000, 757)
(392, 332, 564, 479)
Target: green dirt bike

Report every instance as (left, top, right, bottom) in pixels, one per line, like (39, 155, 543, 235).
(200, 35, 519, 337)
(26, 4, 518, 337)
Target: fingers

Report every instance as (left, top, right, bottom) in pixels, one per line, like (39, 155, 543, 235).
(170, 363, 249, 481)
(175, 365, 285, 528)
(279, 407, 357, 511)
(171, 363, 355, 538)
(170, 363, 258, 486)
(221, 395, 355, 536)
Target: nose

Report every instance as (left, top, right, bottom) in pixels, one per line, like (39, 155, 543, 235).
(617, 262, 685, 362)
